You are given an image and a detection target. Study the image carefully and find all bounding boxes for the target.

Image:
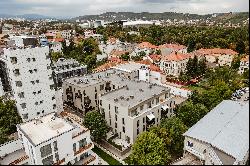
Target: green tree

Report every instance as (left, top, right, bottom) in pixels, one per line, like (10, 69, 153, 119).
(121, 54, 130, 61)
(83, 111, 109, 142)
(129, 131, 171, 165)
(176, 101, 209, 127)
(231, 55, 241, 70)
(0, 98, 22, 144)
(159, 117, 188, 157)
(51, 52, 62, 62)
(236, 40, 246, 54)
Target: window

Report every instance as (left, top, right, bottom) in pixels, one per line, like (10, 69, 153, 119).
(55, 153, 59, 162)
(109, 111, 111, 118)
(100, 100, 102, 106)
(53, 104, 56, 109)
(36, 80, 39, 83)
(47, 66, 51, 70)
(53, 141, 58, 152)
(73, 143, 76, 152)
(143, 125, 145, 131)
(50, 85, 54, 90)
(52, 96, 55, 100)
(147, 102, 151, 108)
(14, 69, 20, 76)
(143, 117, 145, 123)
(122, 118, 125, 125)
(16, 81, 22, 87)
(100, 84, 104, 90)
(156, 97, 159, 104)
(123, 126, 125, 133)
(187, 141, 193, 147)
(32, 58, 36, 62)
(27, 58, 31, 62)
(109, 104, 110, 110)
(42, 155, 53, 165)
(23, 113, 28, 119)
(29, 70, 33, 74)
(21, 103, 26, 109)
(115, 122, 117, 128)
(18, 92, 24, 98)
(34, 69, 37, 72)
(165, 93, 168, 99)
(38, 90, 41, 94)
(40, 144, 52, 158)
(33, 92, 36, 95)
(109, 119, 111, 126)
(10, 57, 17, 64)
(79, 138, 87, 148)
(115, 114, 117, 121)
(137, 120, 139, 127)
(137, 128, 139, 135)
(37, 112, 40, 115)
(115, 106, 118, 114)
(31, 81, 35, 85)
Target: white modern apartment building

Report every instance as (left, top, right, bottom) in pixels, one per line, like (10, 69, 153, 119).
(183, 100, 249, 165)
(239, 55, 249, 74)
(1, 46, 57, 121)
(61, 30, 72, 40)
(50, 42, 62, 53)
(99, 81, 173, 143)
(0, 112, 98, 165)
(52, 58, 87, 88)
(62, 67, 175, 117)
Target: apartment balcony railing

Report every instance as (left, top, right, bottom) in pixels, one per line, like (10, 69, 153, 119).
(72, 129, 89, 139)
(82, 155, 96, 165)
(53, 158, 65, 165)
(74, 143, 93, 156)
(9, 155, 29, 165)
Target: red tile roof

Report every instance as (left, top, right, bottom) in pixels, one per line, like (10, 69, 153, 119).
(149, 54, 161, 61)
(161, 52, 192, 62)
(138, 42, 158, 49)
(108, 57, 122, 63)
(241, 55, 249, 62)
(48, 38, 65, 42)
(196, 48, 238, 55)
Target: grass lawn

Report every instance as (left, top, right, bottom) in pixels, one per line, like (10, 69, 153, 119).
(184, 84, 206, 93)
(92, 146, 123, 165)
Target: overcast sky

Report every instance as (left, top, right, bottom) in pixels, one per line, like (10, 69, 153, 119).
(0, 0, 249, 18)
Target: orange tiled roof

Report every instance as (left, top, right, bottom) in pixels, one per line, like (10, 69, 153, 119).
(196, 48, 238, 55)
(108, 37, 117, 44)
(158, 43, 187, 50)
(48, 38, 65, 42)
(161, 52, 192, 62)
(138, 42, 158, 49)
(149, 54, 161, 61)
(241, 55, 249, 62)
(136, 59, 161, 72)
(108, 57, 122, 63)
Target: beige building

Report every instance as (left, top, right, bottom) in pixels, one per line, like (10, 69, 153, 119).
(160, 52, 193, 77)
(182, 100, 249, 165)
(239, 55, 249, 74)
(195, 48, 238, 67)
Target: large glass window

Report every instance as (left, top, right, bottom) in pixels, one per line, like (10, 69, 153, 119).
(42, 155, 53, 165)
(53, 141, 58, 152)
(40, 144, 52, 158)
(79, 138, 87, 148)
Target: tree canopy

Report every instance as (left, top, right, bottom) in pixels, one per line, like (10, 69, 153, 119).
(0, 98, 22, 144)
(83, 111, 109, 142)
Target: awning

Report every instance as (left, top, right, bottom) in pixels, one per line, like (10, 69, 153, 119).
(161, 105, 169, 110)
(146, 113, 155, 121)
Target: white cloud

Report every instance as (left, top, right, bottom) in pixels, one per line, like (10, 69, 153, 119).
(0, 0, 248, 17)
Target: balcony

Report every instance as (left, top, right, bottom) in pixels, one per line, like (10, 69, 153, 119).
(72, 129, 89, 139)
(9, 155, 29, 165)
(74, 143, 93, 156)
(82, 155, 96, 165)
(53, 158, 65, 165)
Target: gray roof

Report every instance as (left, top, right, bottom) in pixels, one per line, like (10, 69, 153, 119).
(100, 80, 167, 108)
(184, 100, 249, 161)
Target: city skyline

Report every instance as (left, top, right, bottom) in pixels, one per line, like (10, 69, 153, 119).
(0, 0, 249, 18)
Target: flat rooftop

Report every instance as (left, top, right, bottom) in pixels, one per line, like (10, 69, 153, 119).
(100, 80, 168, 108)
(184, 100, 249, 161)
(18, 113, 76, 146)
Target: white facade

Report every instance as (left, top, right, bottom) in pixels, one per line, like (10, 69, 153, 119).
(0, 113, 98, 165)
(50, 42, 62, 53)
(61, 30, 71, 40)
(2, 46, 57, 121)
(239, 55, 249, 74)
